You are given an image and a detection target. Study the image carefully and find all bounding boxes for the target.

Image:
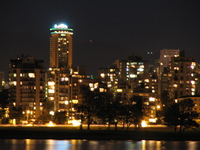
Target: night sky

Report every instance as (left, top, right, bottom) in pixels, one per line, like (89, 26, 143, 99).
(0, 0, 200, 76)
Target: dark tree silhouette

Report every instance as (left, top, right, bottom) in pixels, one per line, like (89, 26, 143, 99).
(163, 102, 180, 132)
(130, 96, 144, 128)
(54, 111, 67, 124)
(75, 85, 98, 130)
(163, 98, 199, 132)
(96, 92, 123, 130)
(37, 99, 54, 124)
(0, 89, 9, 109)
(9, 107, 23, 124)
(0, 89, 10, 122)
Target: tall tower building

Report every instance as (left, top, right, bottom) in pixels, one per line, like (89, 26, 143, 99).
(47, 24, 96, 123)
(50, 24, 73, 68)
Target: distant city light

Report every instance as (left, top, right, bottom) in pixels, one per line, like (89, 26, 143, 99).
(147, 52, 153, 55)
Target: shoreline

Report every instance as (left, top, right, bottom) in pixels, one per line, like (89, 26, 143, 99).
(0, 126, 200, 141)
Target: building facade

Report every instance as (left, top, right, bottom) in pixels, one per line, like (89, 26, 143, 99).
(159, 49, 180, 70)
(9, 55, 45, 121)
(168, 57, 197, 99)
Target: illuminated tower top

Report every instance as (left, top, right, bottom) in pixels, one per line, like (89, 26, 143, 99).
(50, 24, 73, 68)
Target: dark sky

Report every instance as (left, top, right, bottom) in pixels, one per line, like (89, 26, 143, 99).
(0, 0, 200, 76)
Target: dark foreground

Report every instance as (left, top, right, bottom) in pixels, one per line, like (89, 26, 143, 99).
(0, 126, 200, 141)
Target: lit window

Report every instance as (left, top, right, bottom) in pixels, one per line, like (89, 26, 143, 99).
(149, 97, 155, 101)
(117, 89, 122, 92)
(100, 73, 105, 78)
(140, 65, 144, 68)
(130, 74, 137, 78)
(94, 83, 98, 89)
(173, 84, 178, 88)
(10, 81, 17, 86)
(137, 68, 144, 72)
(48, 89, 55, 93)
(107, 83, 112, 88)
(99, 88, 104, 92)
(174, 67, 179, 70)
(48, 81, 55, 86)
(89, 83, 93, 88)
(190, 62, 196, 69)
(49, 97, 54, 100)
(72, 100, 78, 104)
(28, 73, 35, 78)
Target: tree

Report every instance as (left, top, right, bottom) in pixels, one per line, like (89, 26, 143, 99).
(96, 92, 123, 130)
(54, 111, 67, 124)
(130, 96, 144, 128)
(75, 85, 97, 130)
(133, 96, 144, 127)
(163, 98, 199, 132)
(178, 99, 199, 132)
(0, 89, 10, 109)
(9, 107, 23, 124)
(0, 89, 10, 123)
(163, 103, 180, 132)
(36, 99, 54, 124)
(120, 104, 133, 130)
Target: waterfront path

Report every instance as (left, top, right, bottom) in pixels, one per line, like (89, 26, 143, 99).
(0, 125, 200, 141)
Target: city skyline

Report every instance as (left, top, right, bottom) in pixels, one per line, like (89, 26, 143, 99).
(0, 0, 200, 76)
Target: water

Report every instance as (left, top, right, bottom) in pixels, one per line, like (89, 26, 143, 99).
(1, 139, 200, 150)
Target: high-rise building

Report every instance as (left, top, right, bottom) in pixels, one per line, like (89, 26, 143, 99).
(50, 24, 73, 68)
(48, 24, 74, 114)
(158, 49, 180, 103)
(159, 49, 180, 71)
(168, 56, 197, 99)
(48, 24, 96, 122)
(9, 55, 45, 121)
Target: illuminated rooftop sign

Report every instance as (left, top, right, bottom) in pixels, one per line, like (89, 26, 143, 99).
(50, 23, 73, 33)
(54, 24, 68, 29)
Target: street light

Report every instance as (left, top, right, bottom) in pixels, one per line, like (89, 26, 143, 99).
(26, 110, 30, 123)
(49, 111, 54, 120)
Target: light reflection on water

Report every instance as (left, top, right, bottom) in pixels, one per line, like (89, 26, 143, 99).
(1, 139, 200, 150)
